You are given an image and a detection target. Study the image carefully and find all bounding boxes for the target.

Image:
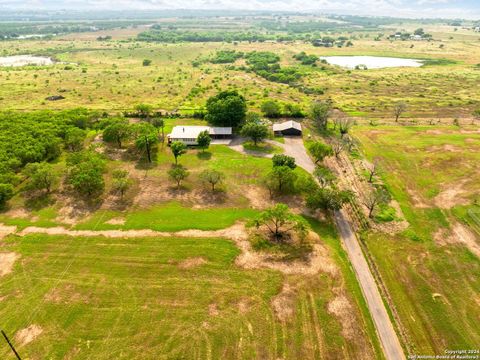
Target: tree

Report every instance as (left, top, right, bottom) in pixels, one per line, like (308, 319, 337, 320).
(67, 152, 106, 198)
(103, 119, 131, 148)
(307, 141, 333, 164)
(196, 130, 211, 152)
(310, 100, 331, 130)
(151, 117, 165, 141)
(170, 141, 187, 165)
(306, 188, 353, 213)
(252, 203, 308, 242)
(168, 165, 189, 189)
(133, 123, 158, 163)
(332, 140, 345, 158)
(393, 102, 407, 122)
(64, 127, 86, 152)
(199, 169, 225, 191)
(313, 166, 336, 189)
(366, 160, 379, 183)
(0, 183, 14, 208)
(23, 162, 57, 194)
(337, 117, 354, 138)
(272, 154, 296, 169)
(245, 112, 262, 123)
(142, 59, 152, 66)
(363, 187, 390, 218)
(261, 100, 281, 118)
(135, 103, 153, 119)
(265, 166, 297, 194)
(205, 90, 247, 127)
(241, 122, 269, 146)
(111, 169, 131, 200)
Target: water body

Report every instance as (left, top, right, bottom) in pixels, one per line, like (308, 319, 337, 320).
(0, 55, 55, 67)
(321, 56, 423, 69)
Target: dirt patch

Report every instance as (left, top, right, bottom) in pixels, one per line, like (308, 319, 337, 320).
(208, 303, 219, 316)
(0, 252, 19, 277)
(327, 293, 355, 339)
(373, 200, 409, 235)
(434, 223, 480, 258)
(105, 217, 126, 225)
(433, 180, 470, 209)
(0, 224, 17, 240)
(271, 283, 296, 321)
(44, 284, 90, 304)
(406, 187, 430, 208)
(237, 297, 254, 314)
(15, 324, 43, 346)
(243, 186, 272, 209)
(427, 144, 462, 153)
(178, 257, 208, 269)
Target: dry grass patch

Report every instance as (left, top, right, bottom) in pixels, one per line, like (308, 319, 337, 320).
(15, 324, 43, 346)
(0, 252, 19, 277)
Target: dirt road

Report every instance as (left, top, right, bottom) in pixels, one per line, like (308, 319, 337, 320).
(280, 136, 406, 360)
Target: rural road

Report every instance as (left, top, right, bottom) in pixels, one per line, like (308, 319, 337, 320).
(280, 136, 406, 360)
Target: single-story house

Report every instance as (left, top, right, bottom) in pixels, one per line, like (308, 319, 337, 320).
(167, 126, 232, 145)
(475, 26, 480, 33)
(273, 120, 302, 136)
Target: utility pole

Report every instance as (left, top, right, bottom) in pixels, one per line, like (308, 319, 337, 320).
(1, 330, 21, 360)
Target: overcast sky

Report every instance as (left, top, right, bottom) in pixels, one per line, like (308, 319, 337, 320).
(1, 0, 479, 19)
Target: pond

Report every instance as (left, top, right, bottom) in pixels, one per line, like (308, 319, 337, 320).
(320, 56, 423, 69)
(0, 55, 55, 67)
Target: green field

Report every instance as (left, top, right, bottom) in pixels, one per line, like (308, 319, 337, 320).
(0, 218, 382, 359)
(353, 125, 480, 354)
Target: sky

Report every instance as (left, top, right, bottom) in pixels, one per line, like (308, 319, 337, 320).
(0, 0, 479, 19)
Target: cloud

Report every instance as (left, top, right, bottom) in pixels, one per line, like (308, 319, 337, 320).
(0, 0, 479, 19)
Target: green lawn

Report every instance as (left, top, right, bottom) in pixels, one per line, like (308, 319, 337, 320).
(74, 202, 258, 231)
(0, 218, 382, 359)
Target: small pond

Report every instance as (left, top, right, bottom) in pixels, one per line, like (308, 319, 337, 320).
(320, 56, 423, 69)
(0, 55, 55, 67)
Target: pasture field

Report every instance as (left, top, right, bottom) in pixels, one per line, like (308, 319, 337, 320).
(0, 22, 479, 118)
(352, 125, 480, 354)
(0, 219, 383, 359)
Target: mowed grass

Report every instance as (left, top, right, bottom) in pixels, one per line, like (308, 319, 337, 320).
(0, 218, 382, 359)
(74, 202, 258, 231)
(353, 125, 480, 354)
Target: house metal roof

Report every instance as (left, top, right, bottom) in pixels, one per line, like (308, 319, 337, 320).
(272, 120, 302, 132)
(168, 126, 232, 139)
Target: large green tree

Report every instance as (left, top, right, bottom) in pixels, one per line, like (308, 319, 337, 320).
(241, 122, 269, 146)
(307, 141, 333, 164)
(252, 203, 308, 242)
(205, 90, 247, 127)
(23, 162, 57, 194)
(103, 118, 132, 148)
(309, 101, 332, 130)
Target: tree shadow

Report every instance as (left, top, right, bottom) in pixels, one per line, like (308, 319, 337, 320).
(196, 151, 212, 160)
(24, 193, 56, 211)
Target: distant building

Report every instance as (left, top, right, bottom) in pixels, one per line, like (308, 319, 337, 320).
(475, 26, 480, 32)
(167, 126, 232, 145)
(410, 34, 424, 41)
(273, 120, 302, 136)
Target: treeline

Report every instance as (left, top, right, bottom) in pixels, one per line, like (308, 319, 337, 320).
(137, 30, 276, 43)
(0, 20, 148, 40)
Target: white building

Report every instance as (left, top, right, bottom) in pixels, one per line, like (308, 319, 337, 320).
(475, 27, 480, 32)
(167, 126, 232, 145)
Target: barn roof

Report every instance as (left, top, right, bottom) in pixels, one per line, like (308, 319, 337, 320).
(168, 126, 232, 139)
(272, 120, 302, 132)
